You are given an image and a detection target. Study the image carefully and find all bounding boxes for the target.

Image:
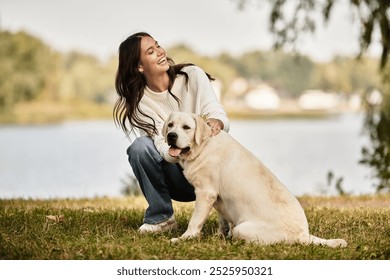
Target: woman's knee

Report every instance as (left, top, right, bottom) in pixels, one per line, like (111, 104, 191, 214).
(127, 137, 150, 156)
(127, 136, 162, 164)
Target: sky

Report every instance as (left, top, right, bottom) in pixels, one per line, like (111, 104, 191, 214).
(0, 0, 382, 62)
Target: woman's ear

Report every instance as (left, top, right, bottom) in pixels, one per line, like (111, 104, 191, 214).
(194, 115, 211, 145)
(138, 65, 144, 73)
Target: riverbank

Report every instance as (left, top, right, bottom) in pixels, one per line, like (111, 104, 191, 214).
(0, 99, 363, 125)
(0, 101, 113, 125)
(1, 195, 389, 260)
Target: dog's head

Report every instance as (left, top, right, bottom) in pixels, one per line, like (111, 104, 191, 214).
(163, 112, 211, 158)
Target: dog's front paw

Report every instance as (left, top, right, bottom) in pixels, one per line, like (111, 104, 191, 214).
(170, 237, 181, 243)
(170, 232, 199, 243)
(331, 239, 348, 248)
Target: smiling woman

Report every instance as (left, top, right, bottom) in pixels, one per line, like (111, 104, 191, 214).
(138, 37, 170, 91)
(113, 31, 230, 234)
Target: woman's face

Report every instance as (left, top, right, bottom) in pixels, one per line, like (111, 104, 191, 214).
(138, 36, 169, 77)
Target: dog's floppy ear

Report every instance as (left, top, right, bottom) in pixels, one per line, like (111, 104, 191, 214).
(194, 115, 211, 145)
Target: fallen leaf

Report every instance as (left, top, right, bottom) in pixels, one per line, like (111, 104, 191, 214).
(46, 215, 64, 222)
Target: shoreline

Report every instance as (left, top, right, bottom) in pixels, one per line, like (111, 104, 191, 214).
(0, 102, 365, 125)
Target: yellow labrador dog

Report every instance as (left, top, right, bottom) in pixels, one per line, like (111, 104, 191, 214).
(163, 112, 347, 247)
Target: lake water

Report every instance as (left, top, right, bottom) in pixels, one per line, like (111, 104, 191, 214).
(0, 113, 375, 199)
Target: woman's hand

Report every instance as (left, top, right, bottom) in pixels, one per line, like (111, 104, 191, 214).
(206, 118, 224, 136)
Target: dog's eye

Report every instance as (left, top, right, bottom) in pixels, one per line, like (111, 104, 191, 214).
(167, 123, 173, 128)
(183, 125, 191, 130)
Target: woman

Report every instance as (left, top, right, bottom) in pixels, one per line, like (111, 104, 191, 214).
(114, 32, 230, 233)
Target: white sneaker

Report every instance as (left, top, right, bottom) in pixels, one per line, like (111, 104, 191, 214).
(138, 215, 178, 233)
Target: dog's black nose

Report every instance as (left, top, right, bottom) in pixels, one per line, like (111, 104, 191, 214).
(167, 132, 178, 143)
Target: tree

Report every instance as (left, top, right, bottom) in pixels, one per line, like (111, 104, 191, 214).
(0, 31, 57, 110)
(167, 44, 238, 97)
(57, 51, 114, 103)
(231, 50, 314, 96)
(236, 0, 390, 191)
(310, 57, 381, 94)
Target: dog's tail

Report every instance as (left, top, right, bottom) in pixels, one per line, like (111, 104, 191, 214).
(308, 234, 347, 248)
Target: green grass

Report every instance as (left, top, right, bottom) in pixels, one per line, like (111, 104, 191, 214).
(1, 196, 389, 260)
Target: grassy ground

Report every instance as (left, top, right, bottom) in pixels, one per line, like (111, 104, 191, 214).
(0, 195, 389, 260)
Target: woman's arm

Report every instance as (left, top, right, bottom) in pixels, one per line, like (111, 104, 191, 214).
(187, 66, 230, 133)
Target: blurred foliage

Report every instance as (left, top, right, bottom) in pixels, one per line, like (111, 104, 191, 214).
(0, 30, 116, 122)
(169, 44, 380, 98)
(0, 31, 58, 109)
(361, 69, 390, 192)
(311, 56, 381, 94)
(220, 50, 315, 96)
(237, 0, 389, 68)
(120, 173, 142, 196)
(235, 0, 390, 192)
(57, 52, 117, 103)
(168, 44, 237, 92)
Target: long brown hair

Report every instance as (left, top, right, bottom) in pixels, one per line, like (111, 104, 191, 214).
(114, 32, 201, 137)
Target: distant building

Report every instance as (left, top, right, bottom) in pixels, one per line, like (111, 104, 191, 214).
(298, 90, 340, 110)
(228, 77, 249, 97)
(348, 94, 362, 111)
(244, 84, 281, 110)
(366, 89, 382, 106)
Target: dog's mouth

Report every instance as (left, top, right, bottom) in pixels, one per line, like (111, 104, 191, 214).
(169, 144, 191, 157)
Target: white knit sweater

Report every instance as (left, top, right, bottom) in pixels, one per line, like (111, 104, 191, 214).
(136, 65, 230, 162)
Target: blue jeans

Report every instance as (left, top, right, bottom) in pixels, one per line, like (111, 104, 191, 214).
(127, 136, 196, 224)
